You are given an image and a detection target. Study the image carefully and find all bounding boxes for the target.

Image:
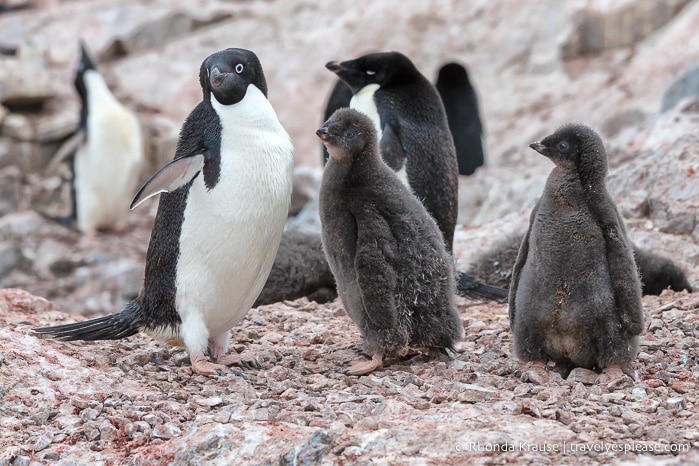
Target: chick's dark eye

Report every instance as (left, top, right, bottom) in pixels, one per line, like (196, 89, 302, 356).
(346, 130, 356, 139)
(557, 141, 569, 151)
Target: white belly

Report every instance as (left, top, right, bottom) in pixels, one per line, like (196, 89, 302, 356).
(75, 72, 144, 232)
(350, 83, 382, 138)
(174, 87, 294, 338)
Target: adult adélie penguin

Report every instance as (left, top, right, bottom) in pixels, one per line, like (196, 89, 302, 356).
(326, 51, 507, 302)
(48, 42, 144, 232)
(34, 48, 295, 376)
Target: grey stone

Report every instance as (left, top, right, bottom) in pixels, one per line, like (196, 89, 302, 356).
(662, 62, 699, 111)
(32, 433, 52, 452)
(152, 422, 182, 439)
(457, 384, 499, 403)
(666, 397, 686, 410)
(0, 42, 53, 109)
(1, 113, 33, 140)
(567, 367, 599, 385)
(0, 242, 21, 277)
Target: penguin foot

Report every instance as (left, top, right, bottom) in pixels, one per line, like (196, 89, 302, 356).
(347, 353, 383, 376)
(596, 366, 632, 389)
(216, 353, 262, 370)
(191, 356, 229, 376)
(521, 361, 550, 385)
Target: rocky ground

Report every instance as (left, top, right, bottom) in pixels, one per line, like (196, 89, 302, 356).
(1, 287, 698, 465)
(0, 0, 698, 464)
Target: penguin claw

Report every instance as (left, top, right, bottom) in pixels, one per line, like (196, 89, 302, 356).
(230, 368, 249, 379)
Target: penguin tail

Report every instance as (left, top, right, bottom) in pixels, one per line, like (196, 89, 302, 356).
(33, 300, 143, 341)
(456, 272, 509, 302)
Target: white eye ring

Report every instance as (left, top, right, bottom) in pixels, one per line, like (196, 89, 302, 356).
(235, 64, 244, 74)
(366, 70, 376, 76)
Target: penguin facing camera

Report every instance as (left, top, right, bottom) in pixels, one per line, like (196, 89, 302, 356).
(318, 108, 463, 375)
(35, 48, 294, 376)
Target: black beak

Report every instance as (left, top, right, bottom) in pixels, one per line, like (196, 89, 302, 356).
(325, 61, 343, 74)
(529, 142, 546, 154)
(316, 127, 329, 140)
(209, 67, 230, 88)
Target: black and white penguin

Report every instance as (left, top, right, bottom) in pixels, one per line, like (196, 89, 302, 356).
(50, 42, 144, 232)
(34, 48, 294, 376)
(318, 108, 463, 375)
(325, 51, 459, 253)
(509, 123, 644, 385)
(435, 62, 486, 176)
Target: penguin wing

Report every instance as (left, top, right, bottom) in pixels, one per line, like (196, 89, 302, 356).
(130, 153, 205, 209)
(45, 129, 86, 174)
(352, 203, 398, 330)
(379, 122, 407, 172)
(508, 200, 540, 328)
(592, 197, 644, 335)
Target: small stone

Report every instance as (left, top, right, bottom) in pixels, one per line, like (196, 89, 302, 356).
(152, 422, 181, 439)
(0, 211, 43, 239)
(630, 387, 647, 401)
(492, 401, 522, 415)
(213, 409, 232, 424)
(99, 420, 120, 442)
(252, 408, 270, 421)
(670, 381, 695, 394)
(457, 384, 498, 403)
(142, 414, 162, 427)
(555, 408, 573, 425)
(194, 396, 223, 407)
(54, 415, 81, 429)
(666, 397, 686, 410)
(1, 113, 33, 140)
(11, 456, 30, 466)
(648, 319, 664, 331)
(32, 433, 52, 452)
(41, 451, 60, 461)
(567, 367, 598, 385)
(80, 408, 101, 421)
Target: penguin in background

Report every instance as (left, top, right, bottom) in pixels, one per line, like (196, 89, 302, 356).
(321, 61, 487, 176)
(435, 62, 486, 176)
(35, 48, 295, 376)
(48, 42, 144, 232)
(325, 52, 507, 302)
(509, 123, 644, 385)
(318, 108, 463, 375)
(325, 51, 459, 253)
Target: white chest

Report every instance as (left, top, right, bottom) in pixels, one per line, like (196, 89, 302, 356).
(350, 84, 382, 138)
(175, 86, 294, 335)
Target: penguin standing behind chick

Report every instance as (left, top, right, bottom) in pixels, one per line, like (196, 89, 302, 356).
(509, 123, 644, 385)
(49, 42, 144, 232)
(35, 48, 294, 376)
(317, 108, 463, 375)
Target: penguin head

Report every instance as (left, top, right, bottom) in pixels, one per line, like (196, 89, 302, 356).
(200, 48, 268, 105)
(325, 51, 420, 93)
(316, 108, 377, 161)
(74, 41, 97, 105)
(436, 62, 471, 88)
(529, 123, 608, 180)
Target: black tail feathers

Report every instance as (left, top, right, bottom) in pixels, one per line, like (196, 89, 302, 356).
(33, 300, 143, 341)
(456, 272, 509, 302)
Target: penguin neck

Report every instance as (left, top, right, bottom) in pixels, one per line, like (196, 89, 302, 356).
(83, 70, 120, 107)
(210, 85, 284, 133)
(350, 84, 382, 136)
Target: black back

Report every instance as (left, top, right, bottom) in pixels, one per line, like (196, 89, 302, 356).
(435, 63, 485, 176)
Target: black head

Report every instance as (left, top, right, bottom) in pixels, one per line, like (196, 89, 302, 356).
(199, 48, 267, 105)
(316, 108, 377, 161)
(325, 51, 421, 93)
(436, 62, 471, 88)
(74, 41, 96, 105)
(529, 123, 608, 180)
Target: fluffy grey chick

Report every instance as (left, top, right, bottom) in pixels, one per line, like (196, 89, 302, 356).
(509, 123, 644, 385)
(317, 108, 463, 375)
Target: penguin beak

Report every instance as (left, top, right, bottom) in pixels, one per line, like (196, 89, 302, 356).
(316, 126, 330, 141)
(209, 67, 230, 88)
(325, 61, 343, 73)
(529, 142, 546, 155)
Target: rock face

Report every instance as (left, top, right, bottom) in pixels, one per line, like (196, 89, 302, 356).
(0, 0, 697, 464)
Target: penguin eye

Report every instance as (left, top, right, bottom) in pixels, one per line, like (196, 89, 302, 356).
(235, 64, 244, 74)
(557, 141, 570, 152)
(346, 130, 357, 139)
(365, 70, 376, 76)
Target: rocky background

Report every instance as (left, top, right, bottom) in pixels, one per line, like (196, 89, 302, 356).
(0, 0, 698, 464)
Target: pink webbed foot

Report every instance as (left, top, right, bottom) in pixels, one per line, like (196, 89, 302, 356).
(348, 353, 383, 376)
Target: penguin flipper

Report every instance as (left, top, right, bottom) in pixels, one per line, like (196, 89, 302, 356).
(130, 153, 205, 209)
(33, 300, 143, 341)
(508, 200, 540, 325)
(379, 122, 407, 172)
(45, 129, 86, 174)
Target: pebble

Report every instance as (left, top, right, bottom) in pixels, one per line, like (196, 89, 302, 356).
(457, 384, 498, 403)
(666, 397, 686, 410)
(152, 422, 182, 440)
(567, 367, 598, 385)
(32, 433, 52, 452)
